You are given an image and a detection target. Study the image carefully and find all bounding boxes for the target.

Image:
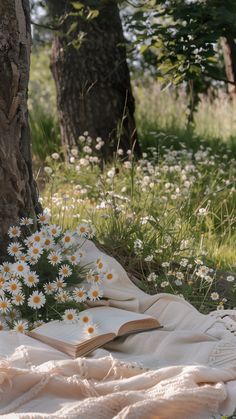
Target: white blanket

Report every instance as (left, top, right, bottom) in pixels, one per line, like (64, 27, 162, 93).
(1, 239, 236, 418)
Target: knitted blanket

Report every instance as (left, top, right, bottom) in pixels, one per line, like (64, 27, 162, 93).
(1, 239, 236, 418)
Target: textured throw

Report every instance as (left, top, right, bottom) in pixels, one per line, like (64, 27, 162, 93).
(1, 238, 236, 419)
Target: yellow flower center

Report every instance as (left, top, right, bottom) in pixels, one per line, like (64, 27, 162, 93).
(87, 326, 94, 334)
(92, 291, 98, 297)
(33, 296, 41, 304)
(107, 274, 113, 280)
(67, 313, 73, 320)
(82, 316, 89, 323)
(17, 265, 24, 272)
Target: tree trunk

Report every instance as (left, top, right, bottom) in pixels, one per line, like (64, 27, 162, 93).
(47, 0, 141, 160)
(0, 0, 41, 258)
(222, 36, 236, 100)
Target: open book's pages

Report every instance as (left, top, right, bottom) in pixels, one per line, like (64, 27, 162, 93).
(28, 306, 161, 358)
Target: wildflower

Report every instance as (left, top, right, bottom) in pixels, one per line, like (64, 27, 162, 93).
(95, 258, 108, 272)
(59, 264, 72, 278)
(147, 273, 157, 282)
(48, 224, 61, 237)
(12, 261, 29, 277)
(88, 285, 103, 301)
(197, 208, 208, 216)
(19, 217, 33, 226)
(104, 270, 118, 283)
(79, 312, 92, 325)
(43, 282, 54, 295)
(37, 213, 50, 225)
(1, 262, 11, 275)
(7, 279, 22, 295)
(67, 253, 80, 265)
(144, 255, 154, 262)
(53, 278, 66, 291)
(83, 323, 98, 337)
(176, 272, 184, 280)
(12, 293, 25, 306)
(210, 292, 219, 301)
(13, 320, 28, 334)
(48, 251, 62, 266)
(56, 291, 70, 303)
(28, 291, 46, 309)
(196, 266, 209, 278)
(226, 275, 234, 282)
(28, 245, 43, 259)
(0, 298, 12, 313)
(71, 148, 78, 157)
(23, 272, 39, 287)
(160, 281, 169, 288)
(8, 226, 21, 239)
(7, 242, 22, 257)
(62, 232, 74, 248)
(51, 152, 60, 160)
(161, 262, 170, 268)
(73, 287, 87, 302)
(44, 166, 53, 175)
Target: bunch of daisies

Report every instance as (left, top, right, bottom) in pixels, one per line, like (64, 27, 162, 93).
(0, 213, 116, 335)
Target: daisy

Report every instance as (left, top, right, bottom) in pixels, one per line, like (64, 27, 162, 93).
(43, 236, 55, 250)
(12, 261, 29, 277)
(6, 279, 22, 295)
(19, 217, 33, 226)
(93, 273, 103, 284)
(13, 320, 28, 334)
(37, 213, 50, 225)
(0, 297, 12, 313)
(30, 232, 43, 245)
(8, 226, 21, 239)
(61, 232, 74, 248)
(210, 292, 219, 301)
(1, 262, 11, 275)
(53, 278, 66, 291)
(88, 285, 103, 301)
(56, 291, 70, 303)
(28, 291, 46, 309)
(7, 242, 22, 257)
(62, 309, 79, 324)
(79, 312, 93, 325)
(23, 272, 39, 287)
(27, 245, 43, 259)
(73, 287, 87, 303)
(43, 282, 54, 295)
(86, 269, 96, 283)
(59, 264, 72, 278)
(11, 293, 25, 306)
(95, 258, 107, 272)
(17, 253, 27, 262)
(77, 223, 89, 238)
(83, 323, 98, 338)
(67, 254, 80, 265)
(48, 251, 62, 266)
(48, 224, 61, 237)
(104, 269, 118, 283)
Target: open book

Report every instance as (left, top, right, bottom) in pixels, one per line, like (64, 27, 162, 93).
(28, 307, 161, 358)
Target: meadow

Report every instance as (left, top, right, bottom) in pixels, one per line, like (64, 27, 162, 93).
(30, 47, 236, 315)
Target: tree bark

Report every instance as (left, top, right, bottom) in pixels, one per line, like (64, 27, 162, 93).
(47, 0, 141, 160)
(222, 36, 236, 100)
(0, 0, 41, 257)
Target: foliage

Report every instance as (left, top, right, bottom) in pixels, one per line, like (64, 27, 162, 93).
(40, 131, 236, 314)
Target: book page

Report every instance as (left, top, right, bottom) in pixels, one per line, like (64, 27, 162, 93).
(31, 307, 159, 345)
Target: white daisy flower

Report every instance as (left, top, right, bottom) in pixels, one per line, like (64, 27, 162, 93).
(62, 309, 79, 324)
(56, 291, 70, 303)
(37, 213, 50, 225)
(27, 245, 43, 259)
(53, 278, 66, 291)
(210, 292, 219, 301)
(43, 282, 54, 295)
(8, 226, 21, 239)
(88, 285, 103, 301)
(23, 272, 39, 288)
(59, 264, 72, 278)
(28, 291, 46, 309)
(67, 253, 80, 265)
(95, 258, 108, 272)
(79, 312, 93, 325)
(93, 273, 103, 284)
(77, 223, 90, 238)
(19, 217, 33, 226)
(13, 320, 28, 334)
(61, 232, 74, 248)
(226, 275, 235, 282)
(1, 262, 11, 275)
(12, 261, 29, 277)
(6, 279, 22, 295)
(48, 224, 61, 237)
(0, 298, 12, 313)
(11, 293, 25, 306)
(104, 270, 118, 283)
(73, 287, 87, 303)
(43, 236, 55, 250)
(16, 253, 27, 262)
(48, 251, 62, 266)
(7, 242, 22, 257)
(30, 232, 43, 246)
(83, 323, 98, 338)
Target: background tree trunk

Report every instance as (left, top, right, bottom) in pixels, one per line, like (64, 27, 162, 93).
(47, 0, 141, 160)
(222, 37, 236, 100)
(0, 0, 41, 257)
